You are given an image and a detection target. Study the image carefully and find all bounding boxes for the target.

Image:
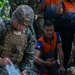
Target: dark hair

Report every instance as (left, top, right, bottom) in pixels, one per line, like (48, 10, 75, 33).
(43, 19, 54, 28)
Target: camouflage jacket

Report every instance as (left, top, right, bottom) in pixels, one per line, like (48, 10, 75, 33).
(0, 20, 37, 75)
(9, 0, 39, 12)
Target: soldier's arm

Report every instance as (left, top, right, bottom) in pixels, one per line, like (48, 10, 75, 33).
(19, 28, 37, 74)
(0, 20, 7, 45)
(24, 28, 36, 62)
(0, 20, 7, 54)
(0, 20, 10, 66)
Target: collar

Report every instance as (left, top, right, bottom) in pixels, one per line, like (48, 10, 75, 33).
(43, 36, 54, 42)
(13, 31, 22, 35)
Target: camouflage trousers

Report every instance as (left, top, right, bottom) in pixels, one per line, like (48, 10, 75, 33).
(0, 66, 8, 75)
(22, 66, 39, 75)
(19, 62, 40, 75)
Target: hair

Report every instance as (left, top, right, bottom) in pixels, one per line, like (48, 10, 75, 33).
(43, 19, 54, 28)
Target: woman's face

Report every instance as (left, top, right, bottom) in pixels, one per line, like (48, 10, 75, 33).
(12, 18, 31, 31)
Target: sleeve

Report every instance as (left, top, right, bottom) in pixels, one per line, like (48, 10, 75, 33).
(0, 20, 7, 54)
(35, 41, 43, 50)
(19, 28, 37, 75)
(0, 21, 7, 45)
(56, 32, 62, 43)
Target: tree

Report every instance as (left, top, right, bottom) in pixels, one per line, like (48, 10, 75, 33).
(0, 0, 10, 20)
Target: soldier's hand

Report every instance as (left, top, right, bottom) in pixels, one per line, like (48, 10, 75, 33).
(34, 14, 39, 20)
(21, 71, 27, 75)
(0, 57, 11, 66)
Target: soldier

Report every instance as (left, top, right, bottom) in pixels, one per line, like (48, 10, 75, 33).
(0, 5, 37, 75)
(8, 0, 38, 37)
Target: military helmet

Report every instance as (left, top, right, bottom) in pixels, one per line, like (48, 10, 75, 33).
(11, 5, 34, 25)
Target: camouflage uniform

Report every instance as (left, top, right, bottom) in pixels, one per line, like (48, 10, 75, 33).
(8, 0, 37, 14)
(34, 0, 44, 39)
(0, 5, 37, 75)
(34, 12, 44, 39)
(8, 0, 38, 36)
(9, 0, 29, 16)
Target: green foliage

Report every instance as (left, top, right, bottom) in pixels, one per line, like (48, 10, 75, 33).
(0, 0, 10, 20)
(0, 0, 8, 7)
(0, 0, 4, 7)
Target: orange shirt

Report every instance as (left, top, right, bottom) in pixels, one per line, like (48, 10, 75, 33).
(46, 0, 59, 5)
(38, 32, 57, 53)
(62, 1, 75, 19)
(64, 1, 75, 11)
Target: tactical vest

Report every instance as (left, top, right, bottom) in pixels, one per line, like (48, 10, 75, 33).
(1, 28, 27, 62)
